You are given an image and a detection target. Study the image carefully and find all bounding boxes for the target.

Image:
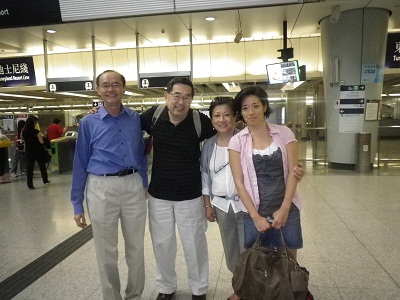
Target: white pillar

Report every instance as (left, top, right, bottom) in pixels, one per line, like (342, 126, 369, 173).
(321, 8, 390, 169)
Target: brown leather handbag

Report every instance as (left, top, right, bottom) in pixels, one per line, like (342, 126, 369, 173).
(232, 231, 312, 300)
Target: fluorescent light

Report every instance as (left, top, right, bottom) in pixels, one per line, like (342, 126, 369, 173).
(124, 91, 143, 96)
(57, 92, 94, 98)
(0, 93, 54, 100)
(59, 104, 72, 107)
(47, 29, 57, 34)
(388, 93, 400, 96)
(205, 17, 215, 21)
(33, 106, 45, 109)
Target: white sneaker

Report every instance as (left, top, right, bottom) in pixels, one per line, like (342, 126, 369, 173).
(11, 172, 18, 178)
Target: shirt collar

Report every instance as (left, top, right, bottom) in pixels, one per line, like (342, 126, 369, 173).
(240, 122, 278, 135)
(99, 104, 127, 119)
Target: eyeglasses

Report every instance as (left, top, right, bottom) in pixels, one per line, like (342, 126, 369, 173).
(169, 92, 192, 102)
(211, 97, 234, 104)
(214, 161, 229, 174)
(213, 145, 230, 174)
(100, 83, 123, 90)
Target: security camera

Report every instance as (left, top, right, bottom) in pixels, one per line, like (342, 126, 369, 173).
(161, 28, 165, 33)
(330, 6, 341, 23)
(234, 30, 243, 43)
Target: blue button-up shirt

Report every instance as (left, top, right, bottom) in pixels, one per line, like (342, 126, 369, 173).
(71, 105, 148, 214)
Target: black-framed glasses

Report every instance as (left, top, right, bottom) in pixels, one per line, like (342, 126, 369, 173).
(213, 144, 230, 174)
(214, 161, 229, 174)
(211, 97, 234, 104)
(168, 92, 192, 102)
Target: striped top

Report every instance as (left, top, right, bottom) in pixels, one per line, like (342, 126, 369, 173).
(141, 105, 215, 201)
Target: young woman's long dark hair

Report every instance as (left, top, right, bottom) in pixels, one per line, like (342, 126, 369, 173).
(17, 120, 26, 138)
(22, 117, 36, 138)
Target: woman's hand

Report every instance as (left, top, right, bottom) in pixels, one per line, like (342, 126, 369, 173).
(253, 214, 272, 233)
(205, 206, 216, 222)
(272, 207, 290, 229)
(293, 162, 304, 182)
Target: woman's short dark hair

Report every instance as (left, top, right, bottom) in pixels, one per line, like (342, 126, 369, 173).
(234, 86, 272, 120)
(166, 77, 194, 97)
(208, 97, 236, 117)
(53, 117, 61, 124)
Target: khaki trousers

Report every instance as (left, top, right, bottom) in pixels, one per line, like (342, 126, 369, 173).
(87, 173, 147, 300)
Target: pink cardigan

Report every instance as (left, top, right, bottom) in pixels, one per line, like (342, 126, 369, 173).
(228, 123, 303, 212)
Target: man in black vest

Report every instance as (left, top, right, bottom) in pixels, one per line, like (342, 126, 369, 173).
(141, 77, 215, 300)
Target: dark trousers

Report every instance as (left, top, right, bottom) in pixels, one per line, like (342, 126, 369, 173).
(0, 147, 7, 176)
(26, 156, 48, 188)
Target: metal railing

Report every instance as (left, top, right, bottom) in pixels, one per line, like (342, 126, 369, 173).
(293, 125, 400, 169)
(377, 125, 400, 168)
(292, 126, 327, 166)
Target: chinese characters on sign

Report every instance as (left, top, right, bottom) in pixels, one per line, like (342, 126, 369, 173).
(385, 33, 400, 68)
(339, 85, 365, 133)
(361, 64, 383, 83)
(0, 56, 36, 87)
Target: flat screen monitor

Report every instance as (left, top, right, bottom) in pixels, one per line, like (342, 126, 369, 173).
(266, 60, 300, 84)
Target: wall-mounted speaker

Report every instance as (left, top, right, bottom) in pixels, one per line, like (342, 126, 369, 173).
(330, 58, 339, 84)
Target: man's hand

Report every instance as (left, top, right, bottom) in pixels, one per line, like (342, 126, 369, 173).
(74, 213, 87, 228)
(293, 162, 305, 182)
(205, 206, 216, 222)
(87, 106, 100, 115)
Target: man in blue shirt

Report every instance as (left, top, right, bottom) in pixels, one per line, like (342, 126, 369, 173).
(71, 70, 148, 300)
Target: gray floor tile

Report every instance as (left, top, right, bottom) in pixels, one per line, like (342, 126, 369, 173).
(1, 164, 400, 299)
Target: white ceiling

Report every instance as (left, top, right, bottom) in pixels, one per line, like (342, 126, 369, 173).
(0, 0, 400, 107)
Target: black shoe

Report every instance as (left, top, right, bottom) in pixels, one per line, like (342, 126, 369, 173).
(156, 292, 175, 300)
(28, 186, 35, 190)
(44, 180, 51, 184)
(192, 294, 206, 300)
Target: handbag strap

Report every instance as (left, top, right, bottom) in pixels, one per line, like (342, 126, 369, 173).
(254, 229, 290, 254)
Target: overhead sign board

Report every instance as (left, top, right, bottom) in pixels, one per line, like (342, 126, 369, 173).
(47, 77, 94, 92)
(139, 72, 191, 89)
(385, 33, 400, 68)
(0, 0, 62, 29)
(0, 56, 36, 87)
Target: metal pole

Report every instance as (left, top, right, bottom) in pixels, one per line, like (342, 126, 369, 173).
(189, 28, 193, 82)
(377, 127, 381, 169)
(91, 36, 96, 88)
(43, 39, 49, 90)
(136, 32, 140, 89)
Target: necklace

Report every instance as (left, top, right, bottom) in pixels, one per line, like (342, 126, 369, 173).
(213, 143, 229, 174)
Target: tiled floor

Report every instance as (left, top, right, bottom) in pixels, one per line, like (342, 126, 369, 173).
(1, 163, 400, 299)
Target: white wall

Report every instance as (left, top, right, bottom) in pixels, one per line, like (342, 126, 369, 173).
(34, 37, 322, 83)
